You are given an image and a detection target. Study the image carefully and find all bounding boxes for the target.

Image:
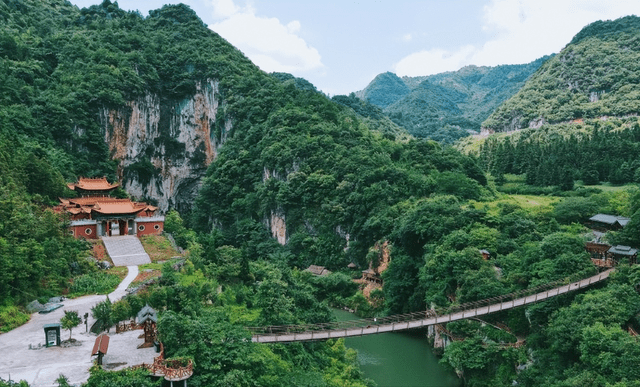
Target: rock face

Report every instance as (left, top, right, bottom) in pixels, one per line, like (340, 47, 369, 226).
(100, 80, 230, 212)
(270, 210, 287, 245)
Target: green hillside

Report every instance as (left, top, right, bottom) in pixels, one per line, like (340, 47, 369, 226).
(0, 0, 487, 384)
(355, 71, 410, 108)
(356, 58, 548, 142)
(476, 16, 640, 188)
(483, 15, 640, 131)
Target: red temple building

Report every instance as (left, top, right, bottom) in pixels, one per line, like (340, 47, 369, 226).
(55, 177, 164, 239)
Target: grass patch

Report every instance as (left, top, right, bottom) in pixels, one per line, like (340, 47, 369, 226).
(580, 183, 636, 192)
(139, 262, 163, 271)
(140, 235, 181, 262)
(107, 266, 128, 280)
(68, 272, 121, 297)
(509, 194, 560, 209)
(472, 193, 559, 217)
(0, 305, 30, 332)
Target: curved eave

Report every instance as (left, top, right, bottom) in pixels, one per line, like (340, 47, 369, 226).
(92, 208, 145, 215)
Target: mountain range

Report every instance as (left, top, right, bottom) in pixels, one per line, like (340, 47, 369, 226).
(355, 57, 550, 141)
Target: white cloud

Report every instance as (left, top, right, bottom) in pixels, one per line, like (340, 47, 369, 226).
(209, 0, 240, 19)
(394, 0, 640, 76)
(209, 0, 323, 74)
(402, 33, 412, 42)
(394, 45, 475, 77)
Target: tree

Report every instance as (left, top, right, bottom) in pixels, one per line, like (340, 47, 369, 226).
(60, 310, 82, 341)
(92, 297, 113, 333)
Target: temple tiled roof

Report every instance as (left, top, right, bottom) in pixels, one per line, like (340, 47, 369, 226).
(92, 201, 146, 215)
(58, 178, 158, 220)
(69, 177, 119, 191)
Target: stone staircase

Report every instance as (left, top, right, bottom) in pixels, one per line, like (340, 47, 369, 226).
(101, 235, 151, 266)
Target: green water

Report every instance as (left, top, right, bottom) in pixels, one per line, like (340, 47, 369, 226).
(334, 309, 461, 387)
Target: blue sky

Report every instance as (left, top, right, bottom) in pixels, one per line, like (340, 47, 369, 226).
(69, 0, 640, 95)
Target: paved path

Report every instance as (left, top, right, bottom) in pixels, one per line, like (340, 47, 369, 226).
(102, 236, 150, 266)
(252, 269, 614, 343)
(0, 266, 139, 386)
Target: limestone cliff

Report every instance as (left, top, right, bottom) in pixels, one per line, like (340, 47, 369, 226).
(100, 80, 230, 212)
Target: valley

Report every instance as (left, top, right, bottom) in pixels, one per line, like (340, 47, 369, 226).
(1, 1, 640, 387)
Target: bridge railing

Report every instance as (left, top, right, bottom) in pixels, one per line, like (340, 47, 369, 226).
(246, 269, 612, 337)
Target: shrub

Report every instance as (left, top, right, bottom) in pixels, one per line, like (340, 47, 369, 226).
(0, 305, 30, 332)
(70, 272, 121, 296)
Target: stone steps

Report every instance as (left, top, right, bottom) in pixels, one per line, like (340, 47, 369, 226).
(101, 236, 151, 266)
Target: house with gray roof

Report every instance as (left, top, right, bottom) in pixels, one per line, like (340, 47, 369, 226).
(588, 214, 630, 231)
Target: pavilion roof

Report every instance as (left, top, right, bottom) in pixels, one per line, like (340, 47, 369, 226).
(69, 177, 119, 192)
(92, 201, 146, 215)
(67, 197, 111, 206)
(91, 334, 109, 356)
(137, 304, 158, 323)
(608, 245, 638, 256)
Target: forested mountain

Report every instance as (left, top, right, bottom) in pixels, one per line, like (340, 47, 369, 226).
(4, 2, 640, 387)
(355, 58, 548, 142)
(483, 16, 640, 131)
(475, 16, 640, 188)
(0, 0, 488, 385)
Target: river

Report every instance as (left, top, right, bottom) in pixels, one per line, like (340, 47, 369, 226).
(333, 309, 461, 387)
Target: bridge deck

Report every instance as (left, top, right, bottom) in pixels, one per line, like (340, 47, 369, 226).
(251, 269, 613, 343)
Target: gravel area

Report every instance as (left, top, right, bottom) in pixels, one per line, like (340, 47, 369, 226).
(0, 266, 140, 386)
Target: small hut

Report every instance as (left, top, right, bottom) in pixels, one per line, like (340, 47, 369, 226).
(305, 265, 331, 276)
(361, 268, 382, 284)
(137, 305, 158, 348)
(608, 245, 638, 265)
(588, 214, 630, 231)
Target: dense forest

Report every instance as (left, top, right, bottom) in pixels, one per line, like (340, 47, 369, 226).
(467, 15, 640, 189)
(475, 118, 640, 188)
(355, 58, 549, 142)
(2, 1, 640, 387)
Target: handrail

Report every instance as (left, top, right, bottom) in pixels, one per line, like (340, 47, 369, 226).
(249, 269, 613, 343)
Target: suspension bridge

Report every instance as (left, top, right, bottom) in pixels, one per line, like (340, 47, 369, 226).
(248, 268, 614, 343)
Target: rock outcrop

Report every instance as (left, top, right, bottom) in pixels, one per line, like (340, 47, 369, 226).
(100, 80, 230, 212)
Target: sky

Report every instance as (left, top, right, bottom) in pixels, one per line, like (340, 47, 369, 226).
(69, 0, 640, 96)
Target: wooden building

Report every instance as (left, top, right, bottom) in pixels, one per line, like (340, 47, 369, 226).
(588, 214, 630, 231)
(55, 177, 164, 239)
(608, 245, 638, 265)
(305, 265, 332, 276)
(136, 304, 158, 348)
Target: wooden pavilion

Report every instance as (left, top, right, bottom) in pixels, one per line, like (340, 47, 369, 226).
(136, 304, 158, 349)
